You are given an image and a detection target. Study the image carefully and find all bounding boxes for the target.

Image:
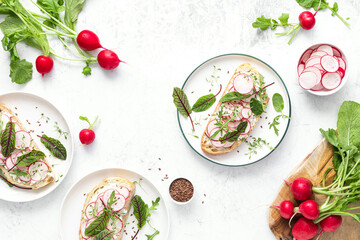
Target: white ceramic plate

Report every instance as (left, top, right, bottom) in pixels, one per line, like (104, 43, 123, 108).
(178, 54, 291, 167)
(0, 92, 74, 202)
(60, 168, 170, 240)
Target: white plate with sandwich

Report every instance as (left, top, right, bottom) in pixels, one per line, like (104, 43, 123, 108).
(0, 92, 73, 202)
(177, 54, 291, 167)
(60, 168, 170, 240)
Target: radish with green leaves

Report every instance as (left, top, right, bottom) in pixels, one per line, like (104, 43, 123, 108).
(292, 217, 319, 240)
(272, 200, 295, 219)
(316, 215, 342, 239)
(79, 116, 100, 145)
(77, 30, 103, 51)
(35, 55, 54, 76)
(285, 177, 313, 201)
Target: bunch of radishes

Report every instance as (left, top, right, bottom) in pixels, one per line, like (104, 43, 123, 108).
(273, 177, 342, 240)
(298, 44, 347, 92)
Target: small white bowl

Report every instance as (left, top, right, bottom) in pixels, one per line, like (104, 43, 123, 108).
(168, 178, 195, 205)
(297, 43, 348, 96)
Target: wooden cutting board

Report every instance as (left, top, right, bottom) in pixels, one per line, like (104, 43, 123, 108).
(268, 139, 360, 240)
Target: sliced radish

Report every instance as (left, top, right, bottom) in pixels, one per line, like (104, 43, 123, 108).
(300, 49, 313, 63)
(10, 150, 20, 165)
(337, 68, 345, 78)
(310, 83, 324, 91)
(85, 202, 96, 219)
(241, 108, 252, 119)
(240, 119, 251, 135)
(332, 47, 342, 57)
(209, 127, 226, 148)
(312, 63, 325, 72)
(111, 194, 126, 211)
(303, 67, 322, 84)
(5, 157, 15, 170)
(227, 120, 240, 129)
(28, 161, 50, 182)
(298, 64, 305, 76)
(321, 55, 339, 73)
(95, 196, 105, 214)
(228, 86, 235, 92)
(321, 72, 342, 90)
(15, 131, 31, 149)
(338, 57, 346, 70)
(118, 186, 130, 199)
(106, 216, 123, 234)
(305, 57, 321, 68)
(17, 165, 31, 182)
(299, 71, 317, 90)
(233, 74, 254, 94)
(206, 119, 217, 136)
(317, 45, 333, 56)
(310, 50, 328, 58)
(102, 189, 121, 207)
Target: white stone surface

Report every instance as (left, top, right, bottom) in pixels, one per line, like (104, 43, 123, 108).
(0, 0, 359, 239)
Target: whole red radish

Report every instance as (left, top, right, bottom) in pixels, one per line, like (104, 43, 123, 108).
(316, 215, 343, 240)
(77, 30, 103, 51)
(299, 200, 319, 220)
(97, 49, 123, 70)
(299, 11, 316, 30)
(286, 177, 313, 201)
(79, 115, 100, 145)
(36, 55, 54, 76)
(273, 201, 295, 219)
(292, 217, 319, 240)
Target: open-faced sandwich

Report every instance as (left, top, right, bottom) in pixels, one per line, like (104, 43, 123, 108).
(0, 104, 54, 189)
(201, 63, 269, 155)
(79, 176, 136, 240)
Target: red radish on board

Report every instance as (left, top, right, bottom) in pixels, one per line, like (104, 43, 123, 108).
(298, 200, 320, 220)
(77, 30, 103, 51)
(292, 217, 319, 240)
(233, 74, 254, 94)
(316, 215, 342, 239)
(273, 200, 295, 219)
(79, 116, 100, 145)
(321, 72, 342, 90)
(320, 55, 339, 72)
(97, 49, 123, 70)
(35, 55, 54, 76)
(285, 177, 313, 201)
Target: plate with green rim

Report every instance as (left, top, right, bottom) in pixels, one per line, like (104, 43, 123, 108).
(177, 53, 291, 167)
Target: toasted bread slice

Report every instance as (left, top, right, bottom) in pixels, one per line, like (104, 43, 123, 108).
(79, 177, 136, 240)
(0, 104, 54, 189)
(201, 63, 269, 155)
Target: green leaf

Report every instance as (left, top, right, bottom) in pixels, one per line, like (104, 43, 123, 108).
(131, 195, 148, 230)
(0, 15, 27, 36)
(296, 0, 329, 11)
(82, 64, 92, 76)
(39, 134, 67, 160)
(252, 15, 272, 30)
(1, 121, 16, 157)
(320, 128, 339, 148)
(64, 0, 86, 30)
(85, 211, 110, 237)
(10, 59, 33, 84)
(148, 197, 160, 213)
(172, 87, 192, 118)
(146, 230, 160, 240)
(278, 13, 289, 26)
(337, 101, 360, 148)
(250, 98, 265, 116)
(93, 229, 114, 240)
(272, 93, 284, 112)
(220, 92, 251, 103)
(219, 121, 247, 143)
(192, 94, 216, 112)
(331, 2, 338, 16)
(37, 0, 65, 20)
(269, 115, 280, 136)
(16, 150, 45, 166)
(12, 169, 29, 177)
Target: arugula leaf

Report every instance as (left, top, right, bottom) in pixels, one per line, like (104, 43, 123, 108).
(1, 121, 16, 157)
(64, 0, 86, 30)
(250, 98, 265, 116)
(146, 230, 160, 240)
(39, 134, 67, 160)
(93, 229, 114, 240)
(220, 92, 251, 103)
(219, 121, 247, 143)
(85, 211, 110, 237)
(192, 94, 216, 112)
(16, 150, 45, 166)
(272, 93, 284, 112)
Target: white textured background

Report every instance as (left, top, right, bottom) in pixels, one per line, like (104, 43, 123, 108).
(0, 0, 359, 239)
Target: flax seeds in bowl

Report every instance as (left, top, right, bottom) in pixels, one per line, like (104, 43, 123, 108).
(169, 178, 194, 204)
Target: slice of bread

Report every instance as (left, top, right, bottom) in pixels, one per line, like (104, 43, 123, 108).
(79, 177, 136, 240)
(201, 63, 269, 155)
(0, 104, 54, 189)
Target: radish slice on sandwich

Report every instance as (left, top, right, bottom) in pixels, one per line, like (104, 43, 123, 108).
(233, 74, 254, 94)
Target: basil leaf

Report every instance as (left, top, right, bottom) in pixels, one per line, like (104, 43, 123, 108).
(172, 87, 192, 118)
(93, 229, 114, 240)
(12, 169, 29, 177)
(39, 134, 67, 160)
(192, 94, 216, 112)
(272, 93, 284, 112)
(219, 121, 248, 143)
(64, 0, 86, 30)
(1, 121, 16, 157)
(250, 98, 265, 116)
(16, 150, 45, 166)
(131, 195, 148, 230)
(220, 92, 251, 103)
(85, 211, 109, 237)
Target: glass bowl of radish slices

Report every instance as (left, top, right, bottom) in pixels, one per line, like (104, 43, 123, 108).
(297, 43, 348, 96)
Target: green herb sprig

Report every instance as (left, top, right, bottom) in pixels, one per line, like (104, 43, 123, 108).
(269, 93, 290, 136)
(246, 137, 274, 159)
